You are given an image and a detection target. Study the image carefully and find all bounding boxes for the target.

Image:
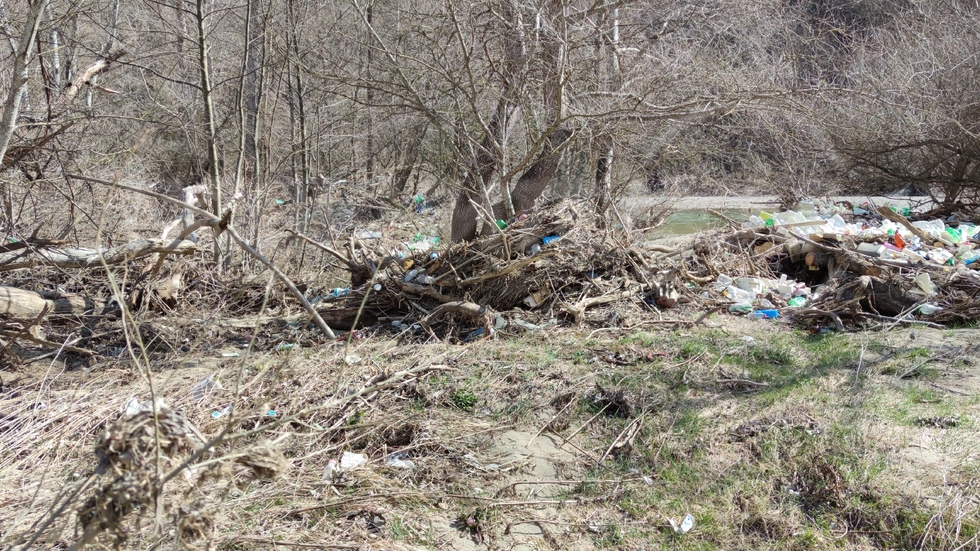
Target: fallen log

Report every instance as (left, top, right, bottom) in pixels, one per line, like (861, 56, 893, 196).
(195, 305, 379, 331)
(0, 286, 107, 319)
(0, 238, 197, 271)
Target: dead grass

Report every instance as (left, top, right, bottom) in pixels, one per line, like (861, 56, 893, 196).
(1, 319, 978, 550)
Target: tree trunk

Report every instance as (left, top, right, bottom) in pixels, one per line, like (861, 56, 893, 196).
(493, 0, 567, 222)
(195, 0, 222, 260)
(509, 127, 571, 214)
(0, 0, 51, 167)
(243, 4, 264, 176)
(450, 98, 510, 242)
(592, 6, 621, 216)
(449, 0, 528, 243)
(594, 135, 613, 214)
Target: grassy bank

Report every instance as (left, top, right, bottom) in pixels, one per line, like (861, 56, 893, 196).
(1, 320, 977, 550)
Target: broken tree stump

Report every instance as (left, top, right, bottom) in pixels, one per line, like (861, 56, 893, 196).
(0, 286, 107, 320)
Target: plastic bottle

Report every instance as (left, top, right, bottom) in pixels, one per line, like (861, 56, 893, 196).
(787, 297, 807, 307)
(797, 200, 816, 217)
(901, 249, 926, 263)
(776, 283, 794, 299)
(750, 309, 779, 319)
(724, 286, 756, 302)
(773, 211, 805, 225)
(912, 219, 945, 238)
(713, 274, 734, 291)
(946, 227, 962, 244)
(728, 302, 753, 314)
(918, 303, 943, 315)
(826, 214, 846, 230)
(331, 287, 350, 297)
(913, 273, 937, 295)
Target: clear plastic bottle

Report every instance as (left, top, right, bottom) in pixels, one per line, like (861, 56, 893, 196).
(724, 286, 756, 301)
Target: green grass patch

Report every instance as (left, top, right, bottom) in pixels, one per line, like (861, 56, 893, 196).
(450, 388, 478, 411)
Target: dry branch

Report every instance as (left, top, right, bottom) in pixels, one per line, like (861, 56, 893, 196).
(423, 301, 487, 323)
(0, 328, 94, 355)
(0, 237, 68, 254)
(562, 286, 645, 322)
(876, 206, 934, 243)
(65, 173, 337, 339)
(0, 238, 196, 272)
(0, 286, 106, 320)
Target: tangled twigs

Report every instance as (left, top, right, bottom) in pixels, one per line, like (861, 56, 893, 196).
(0, 328, 94, 356)
(65, 173, 337, 339)
(287, 230, 375, 286)
(562, 285, 646, 322)
(791, 308, 845, 331)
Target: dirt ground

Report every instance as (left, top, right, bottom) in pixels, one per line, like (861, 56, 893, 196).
(2, 310, 978, 550)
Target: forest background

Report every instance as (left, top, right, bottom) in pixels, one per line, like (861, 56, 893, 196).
(1, 0, 978, 249)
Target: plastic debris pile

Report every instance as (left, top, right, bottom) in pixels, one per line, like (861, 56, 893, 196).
(741, 201, 980, 267)
(698, 199, 980, 328)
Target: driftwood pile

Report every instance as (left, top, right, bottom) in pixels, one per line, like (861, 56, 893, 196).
(294, 200, 681, 339)
(3, 195, 980, 360)
(302, 199, 980, 339)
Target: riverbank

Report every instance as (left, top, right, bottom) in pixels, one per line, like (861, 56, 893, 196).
(633, 195, 936, 212)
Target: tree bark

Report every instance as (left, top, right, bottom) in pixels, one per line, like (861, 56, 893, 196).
(0, 0, 51, 166)
(495, 0, 567, 220)
(450, 0, 528, 243)
(508, 127, 571, 215)
(196, 0, 222, 259)
(593, 6, 621, 215)
(450, 98, 509, 242)
(0, 286, 106, 320)
(0, 238, 197, 272)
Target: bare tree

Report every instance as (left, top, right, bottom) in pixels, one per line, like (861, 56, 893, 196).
(0, 0, 50, 166)
(824, 1, 980, 206)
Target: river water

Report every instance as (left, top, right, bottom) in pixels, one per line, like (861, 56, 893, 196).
(636, 195, 935, 237)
